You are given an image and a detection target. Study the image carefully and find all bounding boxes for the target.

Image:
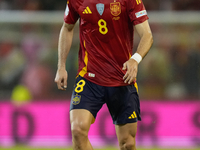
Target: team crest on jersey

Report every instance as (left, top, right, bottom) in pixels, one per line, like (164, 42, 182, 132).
(110, 2, 121, 16)
(96, 3, 104, 16)
(72, 95, 81, 105)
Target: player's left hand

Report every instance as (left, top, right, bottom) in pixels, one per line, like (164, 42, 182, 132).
(122, 59, 138, 84)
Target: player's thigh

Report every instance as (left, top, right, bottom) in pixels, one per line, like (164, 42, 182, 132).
(70, 109, 94, 133)
(115, 122, 138, 143)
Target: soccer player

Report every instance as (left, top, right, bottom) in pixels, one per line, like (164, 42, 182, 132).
(55, 0, 153, 149)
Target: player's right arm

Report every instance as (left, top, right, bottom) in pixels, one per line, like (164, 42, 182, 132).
(55, 22, 75, 90)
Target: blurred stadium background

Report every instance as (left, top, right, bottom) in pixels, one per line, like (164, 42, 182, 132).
(0, 0, 200, 150)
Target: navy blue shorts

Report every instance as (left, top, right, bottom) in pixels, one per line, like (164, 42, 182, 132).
(70, 76, 141, 125)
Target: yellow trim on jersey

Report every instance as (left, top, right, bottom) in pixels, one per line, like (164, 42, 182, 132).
(134, 82, 139, 93)
(79, 41, 88, 77)
(129, 53, 132, 59)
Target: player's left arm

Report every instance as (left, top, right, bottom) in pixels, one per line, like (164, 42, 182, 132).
(134, 20, 153, 59)
(123, 20, 153, 84)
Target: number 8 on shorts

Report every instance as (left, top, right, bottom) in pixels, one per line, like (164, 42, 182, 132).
(75, 79, 86, 93)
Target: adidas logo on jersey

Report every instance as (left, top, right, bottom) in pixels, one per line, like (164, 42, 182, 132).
(83, 7, 92, 14)
(128, 111, 137, 119)
(136, 0, 141, 5)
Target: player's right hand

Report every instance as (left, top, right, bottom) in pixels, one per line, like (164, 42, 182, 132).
(122, 58, 138, 84)
(54, 68, 68, 90)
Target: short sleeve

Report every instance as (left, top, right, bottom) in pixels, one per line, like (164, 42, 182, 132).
(64, 0, 79, 24)
(127, 0, 149, 25)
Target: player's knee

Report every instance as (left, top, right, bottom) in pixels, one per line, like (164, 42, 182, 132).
(119, 138, 136, 150)
(71, 127, 87, 139)
(71, 123, 89, 141)
(120, 142, 136, 150)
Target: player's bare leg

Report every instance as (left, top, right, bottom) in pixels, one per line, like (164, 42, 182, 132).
(70, 109, 94, 150)
(115, 122, 138, 150)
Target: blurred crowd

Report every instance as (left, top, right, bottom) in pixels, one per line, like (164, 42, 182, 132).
(0, 0, 200, 102)
(0, 0, 66, 11)
(137, 23, 200, 100)
(0, 0, 200, 11)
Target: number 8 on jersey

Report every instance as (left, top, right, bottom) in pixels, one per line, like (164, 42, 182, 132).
(98, 19, 108, 35)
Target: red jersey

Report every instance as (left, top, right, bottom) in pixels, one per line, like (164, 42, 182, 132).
(64, 0, 148, 86)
